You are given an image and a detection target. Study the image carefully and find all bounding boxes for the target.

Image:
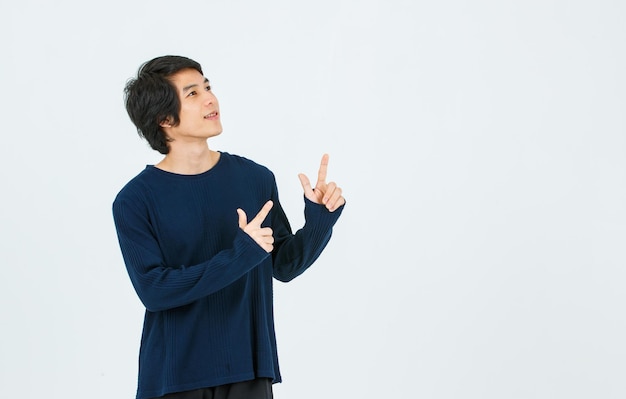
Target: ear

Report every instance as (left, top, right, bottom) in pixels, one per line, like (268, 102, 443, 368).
(159, 116, 173, 128)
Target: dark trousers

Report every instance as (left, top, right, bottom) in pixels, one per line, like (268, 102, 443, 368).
(154, 378, 273, 399)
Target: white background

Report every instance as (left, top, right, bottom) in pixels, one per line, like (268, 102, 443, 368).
(1, 1, 625, 398)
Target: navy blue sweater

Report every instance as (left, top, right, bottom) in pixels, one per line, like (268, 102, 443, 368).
(112, 152, 343, 399)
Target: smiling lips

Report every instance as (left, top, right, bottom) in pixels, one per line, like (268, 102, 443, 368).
(204, 111, 219, 120)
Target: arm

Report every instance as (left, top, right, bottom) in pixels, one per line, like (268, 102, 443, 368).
(271, 154, 346, 282)
(113, 197, 271, 312)
(271, 197, 343, 282)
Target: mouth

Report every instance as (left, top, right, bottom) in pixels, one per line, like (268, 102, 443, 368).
(204, 111, 219, 120)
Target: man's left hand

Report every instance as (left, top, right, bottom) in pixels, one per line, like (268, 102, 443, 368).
(298, 154, 345, 212)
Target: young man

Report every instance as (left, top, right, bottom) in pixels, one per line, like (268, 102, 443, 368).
(112, 55, 345, 399)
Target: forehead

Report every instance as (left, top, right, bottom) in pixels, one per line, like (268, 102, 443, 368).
(168, 68, 206, 92)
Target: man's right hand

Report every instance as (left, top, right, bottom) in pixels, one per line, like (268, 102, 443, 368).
(237, 200, 274, 253)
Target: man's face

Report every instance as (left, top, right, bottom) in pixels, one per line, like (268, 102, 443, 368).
(162, 68, 222, 143)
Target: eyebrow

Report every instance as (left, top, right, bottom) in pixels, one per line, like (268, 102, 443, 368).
(182, 78, 210, 94)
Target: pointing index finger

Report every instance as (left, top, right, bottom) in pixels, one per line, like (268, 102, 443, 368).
(250, 200, 273, 225)
(316, 153, 329, 186)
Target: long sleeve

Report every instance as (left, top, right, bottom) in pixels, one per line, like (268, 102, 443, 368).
(113, 195, 269, 312)
(270, 189, 344, 282)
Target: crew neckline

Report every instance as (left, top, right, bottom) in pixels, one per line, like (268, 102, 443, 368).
(146, 151, 227, 179)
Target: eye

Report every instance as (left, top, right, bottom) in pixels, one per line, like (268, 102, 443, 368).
(187, 90, 197, 97)
(205, 85, 212, 91)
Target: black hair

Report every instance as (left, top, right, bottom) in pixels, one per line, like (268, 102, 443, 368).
(124, 55, 204, 154)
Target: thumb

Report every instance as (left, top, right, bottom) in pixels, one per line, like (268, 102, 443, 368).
(298, 173, 314, 197)
(237, 208, 247, 229)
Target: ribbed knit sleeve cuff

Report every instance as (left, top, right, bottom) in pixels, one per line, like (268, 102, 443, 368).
(303, 196, 344, 230)
(233, 227, 273, 260)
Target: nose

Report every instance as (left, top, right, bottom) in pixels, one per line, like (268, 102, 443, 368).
(204, 90, 217, 105)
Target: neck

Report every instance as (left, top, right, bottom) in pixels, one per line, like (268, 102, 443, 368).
(155, 142, 220, 175)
